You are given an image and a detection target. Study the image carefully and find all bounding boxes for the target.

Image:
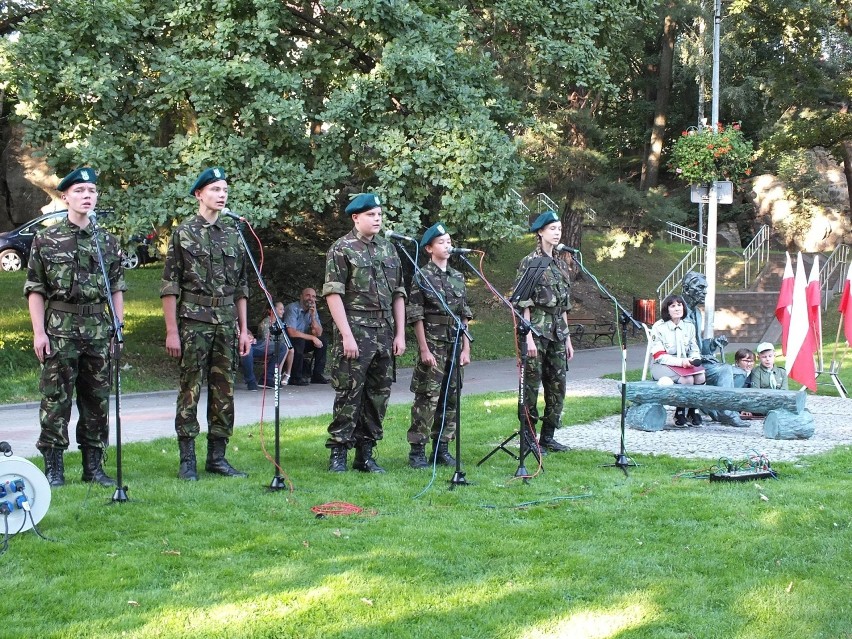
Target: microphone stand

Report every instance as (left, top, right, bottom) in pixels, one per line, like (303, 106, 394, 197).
(393, 242, 473, 488)
(464, 255, 544, 482)
(231, 215, 293, 491)
(88, 213, 127, 503)
(569, 250, 642, 476)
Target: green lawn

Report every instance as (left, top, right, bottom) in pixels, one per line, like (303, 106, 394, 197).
(3, 394, 850, 639)
(0, 395, 852, 639)
(3, 236, 851, 638)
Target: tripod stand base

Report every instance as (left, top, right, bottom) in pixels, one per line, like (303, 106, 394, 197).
(268, 475, 287, 491)
(603, 453, 639, 476)
(476, 431, 520, 466)
(110, 486, 129, 503)
(448, 470, 470, 489)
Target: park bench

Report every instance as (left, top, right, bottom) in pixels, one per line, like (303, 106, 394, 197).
(569, 316, 617, 346)
(623, 381, 814, 440)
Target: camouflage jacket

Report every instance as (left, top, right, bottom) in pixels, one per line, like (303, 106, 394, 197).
(24, 216, 126, 340)
(322, 229, 406, 328)
(160, 215, 248, 325)
(407, 261, 472, 344)
(513, 249, 572, 342)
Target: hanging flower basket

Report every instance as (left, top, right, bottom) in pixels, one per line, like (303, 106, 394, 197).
(669, 123, 754, 186)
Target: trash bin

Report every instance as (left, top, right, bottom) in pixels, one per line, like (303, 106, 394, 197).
(633, 298, 656, 325)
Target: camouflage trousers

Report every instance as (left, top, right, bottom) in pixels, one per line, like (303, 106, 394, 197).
(36, 336, 111, 452)
(175, 319, 238, 440)
(326, 322, 393, 448)
(408, 340, 464, 444)
(522, 333, 567, 431)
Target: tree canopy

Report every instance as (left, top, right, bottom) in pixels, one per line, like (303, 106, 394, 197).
(1, 0, 850, 242)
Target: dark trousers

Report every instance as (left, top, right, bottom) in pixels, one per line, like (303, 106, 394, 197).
(292, 332, 328, 380)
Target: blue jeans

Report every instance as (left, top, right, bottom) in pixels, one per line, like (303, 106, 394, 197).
(241, 340, 286, 386)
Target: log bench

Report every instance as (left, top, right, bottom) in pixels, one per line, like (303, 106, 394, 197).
(569, 317, 617, 346)
(624, 382, 814, 440)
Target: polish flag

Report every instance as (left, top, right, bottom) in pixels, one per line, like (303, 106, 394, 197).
(775, 252, 794, 355)
(838, 262, 852, 346)
(786, 253, 817, 391)
(806, 255, 822, 349)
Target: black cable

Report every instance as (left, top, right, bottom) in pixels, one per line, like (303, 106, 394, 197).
(0, 514, 10, 557)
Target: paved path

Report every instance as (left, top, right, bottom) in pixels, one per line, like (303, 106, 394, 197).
(3, 343, 849, 463)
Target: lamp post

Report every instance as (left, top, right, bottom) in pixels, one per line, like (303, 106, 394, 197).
(703, 0, 723, 342)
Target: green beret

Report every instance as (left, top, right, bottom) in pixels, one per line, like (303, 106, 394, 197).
(530, 210, 560, 232)
(345, 193, 382, 215)
(420, 222, 449, 248)
(57, 167, 97, 192)
(189, 167, 228, 196)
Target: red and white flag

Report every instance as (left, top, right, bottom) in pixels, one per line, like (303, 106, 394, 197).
(775, 252, 794, 355)
(806, 255, 822, 349)
(838, 262, 852, 346)
(786, 253, 817, 391)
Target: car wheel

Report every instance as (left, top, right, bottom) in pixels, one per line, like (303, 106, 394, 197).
(0, 248, 24, 272)
(121, 249, 140, 270)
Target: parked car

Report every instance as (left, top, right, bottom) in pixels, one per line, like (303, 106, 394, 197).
(0, 210, 157, 272)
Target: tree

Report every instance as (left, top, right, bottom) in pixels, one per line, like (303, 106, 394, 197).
(6, 0, 526, 241)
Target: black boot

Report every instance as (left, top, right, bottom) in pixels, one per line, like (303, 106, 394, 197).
(539, 426, 569, 452)
(178, 438, 198, 481)
(687, 408, 702, 427)
(42, 449, 65, 487)
(205, 438, 248, 477)
(328, 445, 348, 472)
(429, 439, 456, 466)
(81, 447, 116, 486)
(408, 443, 428, 469)
(353, 441, 385, 473)
(674, 407, 687, 427)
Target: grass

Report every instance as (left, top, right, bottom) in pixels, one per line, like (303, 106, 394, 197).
(3, 235, 851, 638)
(3, 394, 850, 639)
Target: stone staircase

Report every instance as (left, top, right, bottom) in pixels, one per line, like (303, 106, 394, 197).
(715, 253, 821, 344)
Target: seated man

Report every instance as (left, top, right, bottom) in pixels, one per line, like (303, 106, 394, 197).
(284, 287, 329, 385)
(681, 271, 748, 428)
(241, 302, 292, 390)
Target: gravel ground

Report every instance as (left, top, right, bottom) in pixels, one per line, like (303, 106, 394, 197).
(553, 378, 852, 463)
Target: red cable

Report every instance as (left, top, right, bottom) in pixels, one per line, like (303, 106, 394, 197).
(240, 217, 295, 492)
(311, 502, 364, 517)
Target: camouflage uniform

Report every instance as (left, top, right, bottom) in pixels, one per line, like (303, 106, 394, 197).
(407, 261, 472, 444)
(513, 249, 572, 434)
(160, 215, 248, 440)
(24, 217, 126, 452)
(322, 229, 406, 448)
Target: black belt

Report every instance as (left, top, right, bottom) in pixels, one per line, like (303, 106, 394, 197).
(349, 309, 392, 319)
(424, 314, 452, 325)
(182, 292, 234, 307)
(47, 300, 106, 315)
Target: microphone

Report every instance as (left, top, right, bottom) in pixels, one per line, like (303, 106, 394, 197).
(555, 243, 580, 254)
(384, 229, 415, 242)
(449, 247, 474, 255)
(221, 208, 245, 222)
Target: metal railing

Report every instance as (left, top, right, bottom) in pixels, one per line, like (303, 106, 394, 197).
(819, 243, 850, 309)
(665, 221, 707, 246)
(742, 225, 770, 288)
(657, 245, 706, 306)
(508, 188, 530, 222)
(535, 193, 559, 217)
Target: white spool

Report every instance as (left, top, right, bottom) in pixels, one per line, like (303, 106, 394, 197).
(0, 455, 51, 535)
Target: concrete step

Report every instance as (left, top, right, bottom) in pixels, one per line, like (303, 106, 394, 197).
(714, 291, 779, 342)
